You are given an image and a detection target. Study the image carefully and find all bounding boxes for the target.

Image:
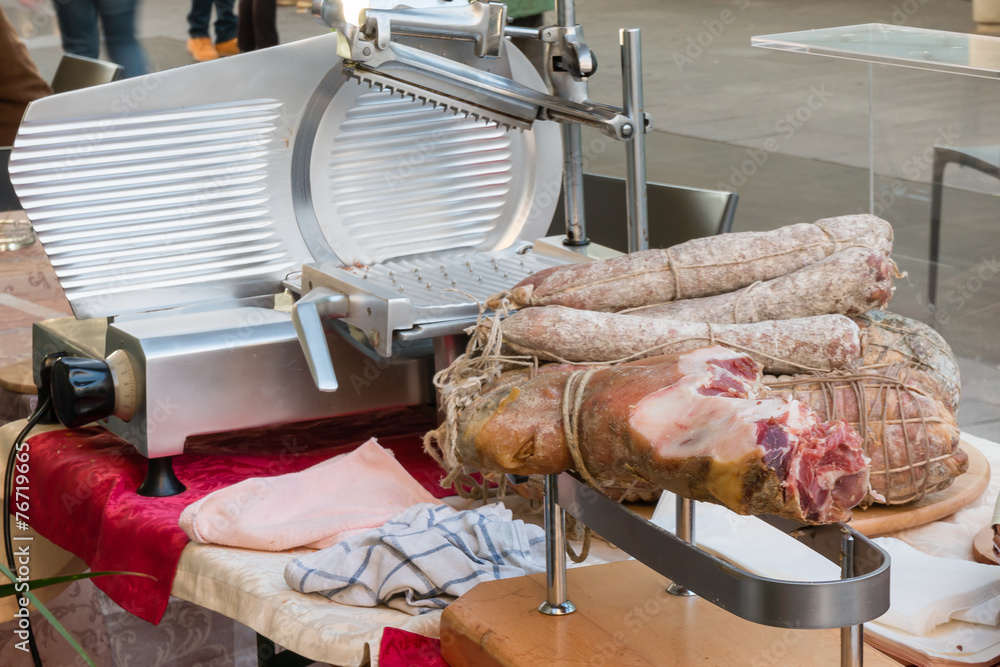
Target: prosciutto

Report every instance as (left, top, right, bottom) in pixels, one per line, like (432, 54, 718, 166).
(453, 346, 870, 524)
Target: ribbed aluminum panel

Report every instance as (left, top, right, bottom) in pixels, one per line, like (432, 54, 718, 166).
(10, 99, 294, 309)
(322, 90, 514, 263)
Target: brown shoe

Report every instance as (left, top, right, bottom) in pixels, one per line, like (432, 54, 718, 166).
(215, 38, 239, 56)
(187, 37, 218, 62)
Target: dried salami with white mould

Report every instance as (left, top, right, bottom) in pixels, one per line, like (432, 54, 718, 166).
(491, 214, 893, 312)
(479, 306, 862, 375)
(624, 246, 896, 323)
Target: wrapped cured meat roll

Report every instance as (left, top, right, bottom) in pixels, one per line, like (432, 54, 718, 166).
(438, 346, 870, 524)
(857, 311, 961, 413)
(764, 365, 965, 505)
(491, 214, 893, 312)
(481, 306, 862, 374)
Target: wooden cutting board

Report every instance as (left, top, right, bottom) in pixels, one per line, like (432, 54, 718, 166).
(441, 560, 903, 666)
(973, 525, 999, 565)
(849, 441, 991, 537)
(0, 358, 34, 394)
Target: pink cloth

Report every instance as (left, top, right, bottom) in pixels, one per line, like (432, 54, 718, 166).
(179, 438, 439, 551)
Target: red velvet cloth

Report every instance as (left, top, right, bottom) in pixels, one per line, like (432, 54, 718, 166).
(19, 408, 447, 624)
(379, 627, 448, 667)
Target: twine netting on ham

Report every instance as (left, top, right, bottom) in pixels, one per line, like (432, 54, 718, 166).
(765, 367, 964, 505)
(422, 298, 526, 493)
(422, 298, 675, 510)
(857, 311, 961, 412)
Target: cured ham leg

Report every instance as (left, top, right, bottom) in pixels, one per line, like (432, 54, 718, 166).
(450, 346, 870, 524)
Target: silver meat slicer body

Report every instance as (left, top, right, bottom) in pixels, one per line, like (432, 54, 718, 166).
(12, 0, 650, 494)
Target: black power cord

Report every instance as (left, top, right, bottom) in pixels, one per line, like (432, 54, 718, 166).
(5, 396, 52, 667)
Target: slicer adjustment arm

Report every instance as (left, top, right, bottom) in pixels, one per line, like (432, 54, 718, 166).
(291, 287, 350, 392)
(316, 0, 644, 139)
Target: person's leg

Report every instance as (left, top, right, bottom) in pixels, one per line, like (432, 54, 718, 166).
(187, 0, 213, 38)
(53, 0, 101, 59)
(187, 0, 218, 60)
(96, 0, 148, 78)
(213, 0, 238, 43)
(237, 0, 254, 52)
(252, 0, 277, 50)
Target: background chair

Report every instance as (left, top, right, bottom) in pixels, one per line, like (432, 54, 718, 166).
(0, 148, 16, 211)
(548, 173, 738, 252)
(928, 146, 1000, 307)
(50, 53, 124, 94)
(2, 54, 124, 211)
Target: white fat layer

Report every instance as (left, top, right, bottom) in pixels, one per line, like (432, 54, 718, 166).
(631, 346, 811, 463)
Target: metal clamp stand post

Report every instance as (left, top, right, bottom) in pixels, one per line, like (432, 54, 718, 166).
(667, 497, 697, 596)
(841, 531, 864, 667)
(538, 473, 576, 615)
(553, 0, 588, 247)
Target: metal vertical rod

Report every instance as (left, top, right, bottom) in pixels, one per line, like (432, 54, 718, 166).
(538, 473, 576, 615)
(841, 532, 864, 667)
(554, 0, 587, 247)
(555, 0, 575, 26)
(666, 497, 697, 597)
(561, 126, 588, 246)
(621, 28, 648, 253)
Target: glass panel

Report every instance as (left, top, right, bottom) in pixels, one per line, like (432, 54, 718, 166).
(753, 23, 1000, 423)
(752, 24, 1000, 80)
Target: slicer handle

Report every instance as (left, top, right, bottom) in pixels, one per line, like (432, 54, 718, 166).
(292, 287, 350, 392)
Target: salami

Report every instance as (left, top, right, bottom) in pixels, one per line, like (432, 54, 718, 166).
(482, 306, 862, 374)
(445, 347, 870, 524)
(493, 214, 893, 312)
(764, 365, 964, 505)
(626, 247, 895, 323)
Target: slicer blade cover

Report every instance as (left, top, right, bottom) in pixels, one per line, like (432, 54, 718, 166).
(10, 32, 561, 319)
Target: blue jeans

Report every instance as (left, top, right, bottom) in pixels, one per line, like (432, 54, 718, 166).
(187, 0, 237, 43)
(53, 0, 148, 79)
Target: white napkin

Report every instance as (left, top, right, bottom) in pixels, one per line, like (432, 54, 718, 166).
(871, 537, 1000, 636)
(868, 619, 1000, 664)
(650, 491, 839, 582)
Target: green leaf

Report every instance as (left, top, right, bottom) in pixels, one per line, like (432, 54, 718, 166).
(0, 561, 154, 667)
(0, 570, 156, 598)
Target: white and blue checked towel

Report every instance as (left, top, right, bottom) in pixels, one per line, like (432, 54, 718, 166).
(284, 502, 547, 615)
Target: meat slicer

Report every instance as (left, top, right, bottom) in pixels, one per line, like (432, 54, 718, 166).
(10, 0, 650, 495)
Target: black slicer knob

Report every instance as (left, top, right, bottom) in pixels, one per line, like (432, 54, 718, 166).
(50, 357, 116, 428)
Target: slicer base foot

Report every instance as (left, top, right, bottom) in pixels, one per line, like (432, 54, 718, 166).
(138, 456, 186, 497)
